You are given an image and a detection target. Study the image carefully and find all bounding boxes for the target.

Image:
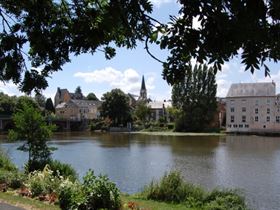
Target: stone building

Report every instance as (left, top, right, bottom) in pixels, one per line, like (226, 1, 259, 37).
(226, 82, 280, 133)
(55, 99, 101, 121)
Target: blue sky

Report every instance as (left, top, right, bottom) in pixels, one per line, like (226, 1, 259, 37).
(1, 0, 279, 101)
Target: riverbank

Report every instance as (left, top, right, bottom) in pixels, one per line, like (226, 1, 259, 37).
(0, 192, 193, 210)
(133, 131, 225, 136)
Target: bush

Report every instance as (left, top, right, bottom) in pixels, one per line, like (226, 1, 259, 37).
(83, 170, 121, 210)
(0, 170, 25, 189)
(143, 171, 204, 204)
(204, 189, 247, 210)
(48, 160, 78, 181)
(59, 170, 121, 210)
(0, 150, 17, 171)
(26, 165, 62, 197)
(59, 180, 86, 210)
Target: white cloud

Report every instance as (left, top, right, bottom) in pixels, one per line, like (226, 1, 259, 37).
(216, 79, 230, 97)
(74, 67, 155, 96)
(0, 82, 22, 96)
(150, 0, 174, 7)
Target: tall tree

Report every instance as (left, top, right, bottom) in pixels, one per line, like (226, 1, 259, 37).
(134, 101, 151, 125)
(34, 93, 46, 108)
(86, 92, 99, 101)
(45, 98, 55, 113)
(100, 89, 131, 126)
(172, 64, 217, 132)
(16, 96, 39, 111)
(9, 102, 55, 172)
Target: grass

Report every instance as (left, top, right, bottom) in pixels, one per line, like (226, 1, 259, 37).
(122, 194, 195, 210)
(0, 191, 60, 210)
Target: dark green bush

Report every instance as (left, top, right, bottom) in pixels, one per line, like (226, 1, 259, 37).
(142, 171, 248, 209)
(167, 123, 175, 130)
(144, 171, 204, 203)
(204, 189, 247, 210)
(49, 160, 78, 181)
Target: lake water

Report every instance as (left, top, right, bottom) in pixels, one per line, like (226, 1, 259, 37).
(1, 132, 280, 210)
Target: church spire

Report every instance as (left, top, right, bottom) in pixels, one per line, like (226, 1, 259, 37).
(141, 75, 146, 91)
(139, 75, 147, 101)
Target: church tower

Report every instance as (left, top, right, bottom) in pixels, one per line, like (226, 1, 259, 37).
(139, 75, 147, 101)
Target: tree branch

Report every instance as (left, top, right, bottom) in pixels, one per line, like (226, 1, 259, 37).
(144, 37, 164, 64)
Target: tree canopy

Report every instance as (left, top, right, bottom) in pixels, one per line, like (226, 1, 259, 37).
(172, 64, 217, 132)
(86, 92, 99, 101)
(100, 89, 131, 126)
(159, 0, 280, 84)
(1, 0, 280, 92)
(0, 0, 153, 93)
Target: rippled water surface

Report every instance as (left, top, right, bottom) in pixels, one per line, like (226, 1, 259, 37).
(1, 132, 280, 210)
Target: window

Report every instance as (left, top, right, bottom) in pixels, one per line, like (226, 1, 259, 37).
(230, 100, 235, 105)
(231, 116, 234, 123)
(245, 124, 249, 128)
(239, 124, 243, 128)
(267, 108, 270, 114)
(255, 116, 259, 122)
(230, 107, 234, 112)
(267, 116, 270, 122)
(242, 107, 246, 112)
(242, 116, 246, 123)
(267, 99, 271, 105)
(276, 116, 280, 123)
(255, 108, 258, 114)
(228, 124, 232, 128)
(255, 100, 259, 106)
(233, 124, 238, 128)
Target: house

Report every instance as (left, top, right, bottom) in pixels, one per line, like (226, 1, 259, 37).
(54, 87, 85, 107)
(226, 82, 280, 133)
(55, 99, 101, 121)
(148, 100, 172, 121)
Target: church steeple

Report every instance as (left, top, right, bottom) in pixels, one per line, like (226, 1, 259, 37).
(139, 75, 147, 101)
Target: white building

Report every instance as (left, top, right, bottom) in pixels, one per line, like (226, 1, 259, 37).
(226, 82, 280, 133)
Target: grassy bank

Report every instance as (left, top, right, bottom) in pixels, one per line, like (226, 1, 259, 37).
(133, 131, 225, 136)
(0, 191, 60, 210)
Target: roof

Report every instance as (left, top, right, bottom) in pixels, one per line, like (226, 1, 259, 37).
(56, 100, 101, 109)
(72, 100, 101, 107)
(55, 101, 78, 109)
(226, 82, 276, 98)
(148, 101, 172, 109)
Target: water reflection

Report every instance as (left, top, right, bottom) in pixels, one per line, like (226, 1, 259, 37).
(1, 133, 280, 209)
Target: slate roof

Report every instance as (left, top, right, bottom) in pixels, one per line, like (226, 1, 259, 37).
(149, 101, 172, 109)
(56, 100, 101, 109)
(226, 82, 276, 98)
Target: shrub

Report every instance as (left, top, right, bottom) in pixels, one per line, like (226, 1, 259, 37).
(26, 165, 62, 197)
(82, 170, 121, 210)
(59, 170, 121, 210)
(167, 123, 174, 130)
(0, 170, 25, 189)
(143, 171, 204, 204)
(204, 189, 247, 210)
(49, 160, 78, 181)
(59, 180, 86, 210)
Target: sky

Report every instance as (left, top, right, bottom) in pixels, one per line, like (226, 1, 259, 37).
(1, 0, 280, 101)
